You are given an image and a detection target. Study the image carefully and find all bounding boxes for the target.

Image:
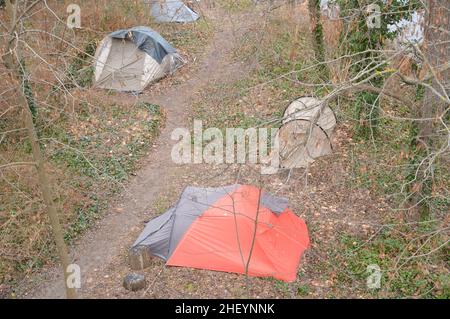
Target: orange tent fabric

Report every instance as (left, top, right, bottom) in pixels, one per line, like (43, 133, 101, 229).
(166, 185, 309, 282)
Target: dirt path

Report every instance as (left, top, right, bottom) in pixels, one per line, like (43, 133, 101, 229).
(19, 3, 389, 299)
(20, 7, 256, 299)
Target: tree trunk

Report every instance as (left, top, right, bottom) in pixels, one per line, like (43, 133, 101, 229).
(409, 0, 450, 220)
(21, 91, 77, 299)
(420, 0, 449, 147)
(4, 0, 77, 299)
(308, 0, 325, 64)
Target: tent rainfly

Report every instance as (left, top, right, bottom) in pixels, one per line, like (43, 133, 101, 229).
(93, 26, 184, 92)
(151, 0, 200, 23)
(130, 185, 310, 282)
(278, 97, 337, 169)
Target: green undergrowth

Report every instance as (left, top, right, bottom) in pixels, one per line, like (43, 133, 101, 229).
(0, 101, 165, 294)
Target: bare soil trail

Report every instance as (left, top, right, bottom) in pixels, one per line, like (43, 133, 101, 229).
(19, 4, 388, 299)
(20, 7, 257, 299)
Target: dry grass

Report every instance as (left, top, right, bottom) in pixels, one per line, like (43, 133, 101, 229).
(321, 10, 350, 85)
(188, 3, 449, 299)
(1, 1, 447, 299)
(0, 0, 212, 294)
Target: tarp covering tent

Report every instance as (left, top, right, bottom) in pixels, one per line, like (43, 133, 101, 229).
(93, 26, 184, 92)
(279, 97, 337, 168)
(131, 185, 310, 282)
(151, 0, 200, 23)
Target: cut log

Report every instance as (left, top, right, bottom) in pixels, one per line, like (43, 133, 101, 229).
(282, 96, 336, 137)
(278, 119, 333, 169)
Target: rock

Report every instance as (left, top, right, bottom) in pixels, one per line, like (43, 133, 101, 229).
(128, 246, 154, 270)
(123, 273, 147, 292)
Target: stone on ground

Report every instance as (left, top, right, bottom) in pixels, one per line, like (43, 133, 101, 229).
(123, 273, 147, 291)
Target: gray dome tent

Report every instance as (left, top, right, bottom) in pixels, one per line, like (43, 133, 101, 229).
(150, 0, 200, 23)
(93, 26, 184, 92)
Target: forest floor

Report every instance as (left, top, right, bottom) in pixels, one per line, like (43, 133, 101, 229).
(14, 2, 448, 299)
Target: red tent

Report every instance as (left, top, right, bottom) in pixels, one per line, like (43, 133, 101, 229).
(132, 185, 310, 282)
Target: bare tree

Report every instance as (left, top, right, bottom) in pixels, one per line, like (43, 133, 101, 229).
(2, 0, 76, 299)
(409, 0, 450, 219)
(308, 0, 326, 64)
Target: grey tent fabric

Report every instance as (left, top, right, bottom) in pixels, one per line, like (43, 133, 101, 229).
(261, 193, 289, 214)
(132, 185, 239, 260)
(151, 0, 200, 23)
(109, 26, 176, 63)
(93, 26, 184, 92)
(132, 207, 175, 260)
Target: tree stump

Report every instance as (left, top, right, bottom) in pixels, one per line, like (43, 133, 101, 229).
(128, 245, 154, 271)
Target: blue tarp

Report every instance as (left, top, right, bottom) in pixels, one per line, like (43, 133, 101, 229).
(109, 26, 177, 63)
